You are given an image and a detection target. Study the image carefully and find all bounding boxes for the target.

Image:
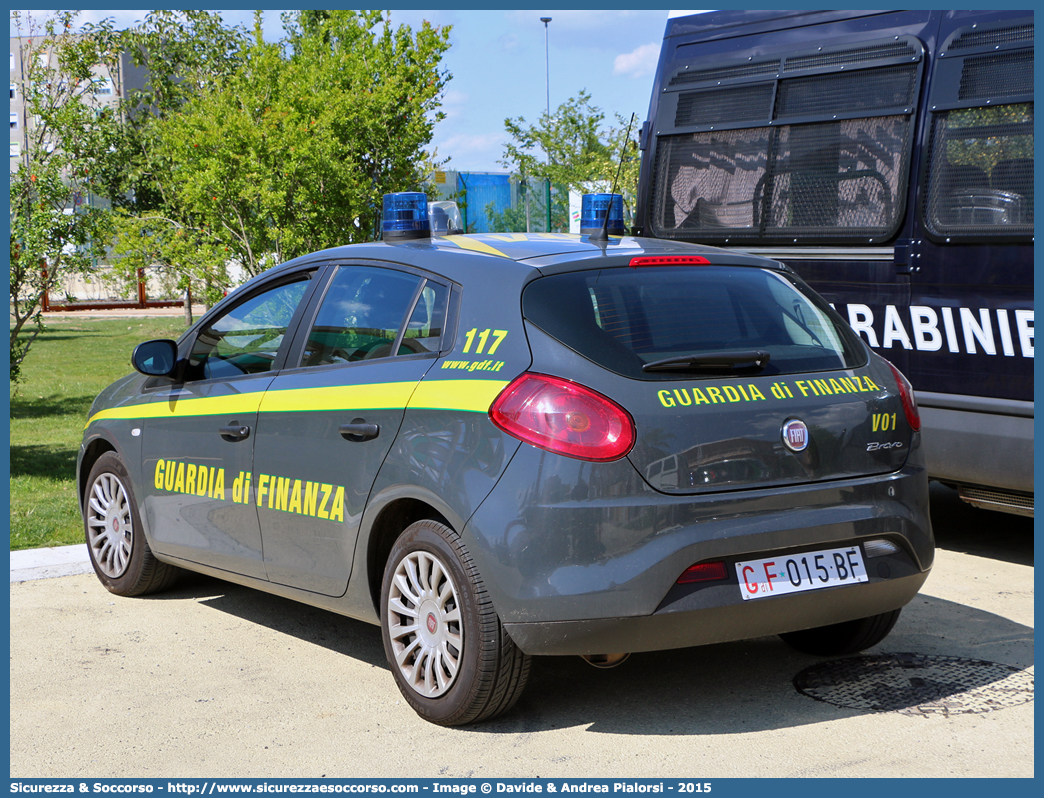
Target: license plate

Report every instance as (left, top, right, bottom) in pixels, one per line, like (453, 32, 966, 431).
(736, 546, 867, 601)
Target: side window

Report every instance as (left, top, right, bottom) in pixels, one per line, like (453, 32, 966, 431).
(924, 103, 1033, 237)
(189, 277, 311, 381)
(920, 21, 1032, 239)
(300, 265, 446, 368)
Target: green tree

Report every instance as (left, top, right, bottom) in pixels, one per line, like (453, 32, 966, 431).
(118, 10, 251, 214)
(500, 91, 640, 230)
(485, 200, 530, 233)
(91, 11, 254, 312)
(9, 11, 126, 381)
(107, 212, 232, 314)
(150, 10, 451, 277)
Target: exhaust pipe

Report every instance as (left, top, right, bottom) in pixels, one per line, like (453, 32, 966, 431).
(581, 652, 631, 669)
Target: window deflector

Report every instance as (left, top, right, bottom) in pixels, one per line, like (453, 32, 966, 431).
(389, 278, 428, 359)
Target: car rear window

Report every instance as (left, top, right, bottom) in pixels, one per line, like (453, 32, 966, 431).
(522, 266, 866, 380)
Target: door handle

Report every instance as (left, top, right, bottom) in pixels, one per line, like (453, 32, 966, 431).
(339, 420, 380, 442)
(219, 423, 251, 442)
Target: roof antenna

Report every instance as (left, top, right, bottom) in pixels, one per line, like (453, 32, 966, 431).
(589, 112, 636, 243)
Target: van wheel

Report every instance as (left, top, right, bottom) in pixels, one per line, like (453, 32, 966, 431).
(779, 608, 902, 656)
(83, 452, 180, 596)
(380, 519, 531, 726)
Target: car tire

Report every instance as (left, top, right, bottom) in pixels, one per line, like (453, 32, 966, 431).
(779, 608, 902, 656)
(380, 519, 531, 726)
(83, 451, 181, 596)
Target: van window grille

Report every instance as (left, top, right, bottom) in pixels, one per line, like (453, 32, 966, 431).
(675, 83, 774, 127)
(650, 57, 918, 243)
(948, 23, 1033, 52)
(784, 41, 917, 71)
(959, 50, 1033, 101)
(651, 115, 909, 241)
(924, 103, 1033, 237)
(652, 127, 770, 235)
(777, 65, 918, 117)
(669, 59, 779, 86)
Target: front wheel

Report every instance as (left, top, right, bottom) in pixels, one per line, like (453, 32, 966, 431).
(83, 451, 180, 596)
(779, 608, 902, 656)
(380, 520, 530, 725)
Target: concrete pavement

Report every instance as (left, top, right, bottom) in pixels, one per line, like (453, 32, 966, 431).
(8, 485, 1034, 778)
(10, 543, 93, 582)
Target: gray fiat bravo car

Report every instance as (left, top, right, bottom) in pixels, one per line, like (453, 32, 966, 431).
(78, 193, 933, 726)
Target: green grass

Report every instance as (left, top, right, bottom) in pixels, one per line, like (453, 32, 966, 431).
(9, 317, 190, 550)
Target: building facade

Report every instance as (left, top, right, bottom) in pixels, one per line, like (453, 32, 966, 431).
(9, 35, 149, 175)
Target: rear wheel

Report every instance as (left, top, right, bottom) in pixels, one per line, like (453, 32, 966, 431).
(83, 452, 180, 596)
(779, 608, 902, 656)
(380, 519, 530, 726)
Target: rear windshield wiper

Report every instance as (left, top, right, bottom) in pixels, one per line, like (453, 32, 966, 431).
(641, 350, 770, 374)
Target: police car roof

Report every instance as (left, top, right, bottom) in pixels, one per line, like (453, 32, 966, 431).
(269, 232, 786, 281)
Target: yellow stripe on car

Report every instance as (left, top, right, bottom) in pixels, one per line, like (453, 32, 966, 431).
(85, 378, 508, 428)
(439, 235, 510, 259)
(259, 382, 418, 413)
(408, 379, 508, 413)
(85, 392, 268, 427)
(485, 233, 531, 242)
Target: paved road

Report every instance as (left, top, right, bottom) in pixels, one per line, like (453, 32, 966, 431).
(9, 484, 1033, 778)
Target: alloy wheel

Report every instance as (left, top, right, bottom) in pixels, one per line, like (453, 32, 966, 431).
(386, 550, 464, 698)
(85, 472, 134, 579)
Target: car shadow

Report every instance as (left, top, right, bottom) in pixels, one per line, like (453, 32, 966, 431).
(156, 571, 1032, 736)
(143, 571, 388, 669)
(474, 592, 1034, 736)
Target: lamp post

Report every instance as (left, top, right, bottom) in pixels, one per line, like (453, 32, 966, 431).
(540, 16, 552, 233)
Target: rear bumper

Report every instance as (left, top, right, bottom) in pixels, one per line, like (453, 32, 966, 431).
(464, 443, 933, 655)
(505, 568, 928, 656)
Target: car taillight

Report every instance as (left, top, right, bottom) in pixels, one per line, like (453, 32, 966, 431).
(885, 360, 920, 431)
(489, 372, 636, 462)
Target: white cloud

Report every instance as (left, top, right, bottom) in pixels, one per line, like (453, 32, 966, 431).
(9, 9, 279, 38)
(503, 10, 667, 52)
(498, 33, 520, 51)
(443, 90, 469, 106)
(389, 10, 458, 30)
(613, 42, 661, 79)
(438, 132, 505, 153)
(432, 132, 508, 172)
(440, 90, 470, 120)
(10, 9, 148, 35)
(508, 10, 620, 33)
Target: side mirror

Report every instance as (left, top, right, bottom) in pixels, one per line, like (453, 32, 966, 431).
(132, 339, 179, 377)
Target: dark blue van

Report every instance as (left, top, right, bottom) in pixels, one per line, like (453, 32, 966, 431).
(635, 10, 1033, 516)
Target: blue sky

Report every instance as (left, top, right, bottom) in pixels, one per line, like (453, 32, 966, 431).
(11, 9, 676, 173)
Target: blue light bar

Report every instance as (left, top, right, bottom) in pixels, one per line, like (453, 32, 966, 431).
(580, 193, 625, 236)
(382, 192, 430, 241)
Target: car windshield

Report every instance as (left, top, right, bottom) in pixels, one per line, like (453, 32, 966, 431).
(522, 265, 866, 380)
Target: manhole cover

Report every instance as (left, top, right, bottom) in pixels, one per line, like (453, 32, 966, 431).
(794, 653, 1034, 716)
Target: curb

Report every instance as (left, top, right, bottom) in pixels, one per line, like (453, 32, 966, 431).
(10, 544, 93, 583)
